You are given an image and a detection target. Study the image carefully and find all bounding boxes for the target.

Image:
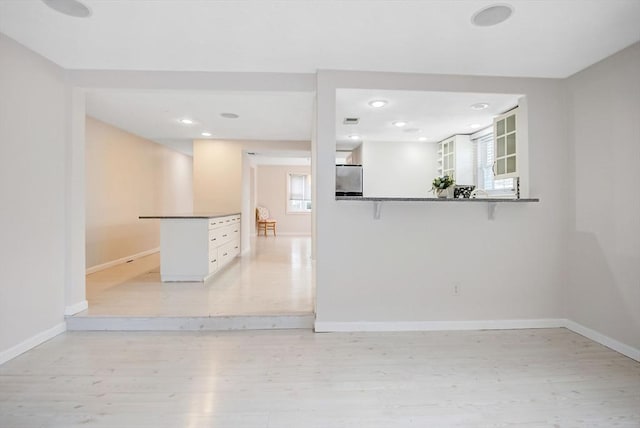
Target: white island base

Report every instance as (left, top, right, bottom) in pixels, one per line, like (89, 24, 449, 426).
(140, 214, 241, 282)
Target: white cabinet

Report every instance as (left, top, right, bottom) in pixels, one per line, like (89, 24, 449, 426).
(437, 135, 474, 185)
(158, 214, 241, 282)
(493, 108, 519, 179)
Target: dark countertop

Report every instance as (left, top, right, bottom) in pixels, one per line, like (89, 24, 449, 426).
(139, 212, 241, 219)
(335, 196, 539, 202)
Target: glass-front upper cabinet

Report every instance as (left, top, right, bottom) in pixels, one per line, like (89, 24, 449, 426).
(493, 108, 518, 178)
(438, 135, 473, 185)
(441, 138, 455, 178)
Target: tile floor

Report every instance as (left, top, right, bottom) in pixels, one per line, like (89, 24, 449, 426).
(80, 236, 314, 317)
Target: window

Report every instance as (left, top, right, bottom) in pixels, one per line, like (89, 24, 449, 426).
(287, 173, 312, 213)
(473, 128, 515, 197)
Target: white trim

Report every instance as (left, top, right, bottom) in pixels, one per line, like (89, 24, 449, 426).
(314, 318, 639, 362)
(0, 322, 66, 365)
(161, 273, 212, 282)
(251, 232, 312, 237)
(85, 247, 160, 274)
(67, 314, 314, 331)
(64, 300, 88, 316)
(564, 319, 640, 362)
(315, 318, 565, 333)
(263, 232, 311, 236)
(470, 125, 493, 140)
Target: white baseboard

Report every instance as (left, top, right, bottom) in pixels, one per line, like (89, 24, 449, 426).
(64, 300, 88, 316)
(86, 247, 159, 274)
(161, 274, 208, 282)
(314, 318, 566, 333)
(0, 322, 66, 365)
(314, 318, 639, 362)
(253, 232, 311, 237)
(564, 319, 640, 362)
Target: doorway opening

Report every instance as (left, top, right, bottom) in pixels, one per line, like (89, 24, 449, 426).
(72, 88, 316, 329)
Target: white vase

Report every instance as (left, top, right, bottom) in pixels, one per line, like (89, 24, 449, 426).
(437, 187, 454, 198)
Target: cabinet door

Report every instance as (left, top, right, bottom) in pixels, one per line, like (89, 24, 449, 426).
(441, 138, 455, 178)
(493, 109, 518, 179)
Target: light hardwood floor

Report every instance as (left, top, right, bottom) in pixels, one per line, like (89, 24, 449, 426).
(81, 236, 314, 317)
(0, 328, 638, 427)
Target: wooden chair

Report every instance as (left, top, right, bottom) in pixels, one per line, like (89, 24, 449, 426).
(256, 206, 277, 236)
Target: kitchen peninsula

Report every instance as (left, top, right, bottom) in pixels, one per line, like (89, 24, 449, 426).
(139, 213, 241, 282)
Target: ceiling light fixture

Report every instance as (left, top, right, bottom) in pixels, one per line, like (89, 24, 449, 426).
(179, 118, 195, 125)
(41, 0, 92, 18)
(348, 135, 361, 141)
(470, 123, 482, 129)
(201, 132, 212, 137)
(368, 100, 388, 108)
(220, 113, 239, 119)
(471, 4, 514, 27)
(418, 137, 428, 142)
(392, 121, 408, 128)
(470, 102, 490, 110)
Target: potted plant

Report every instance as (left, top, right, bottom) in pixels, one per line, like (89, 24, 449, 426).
(431, 175, 455, 198)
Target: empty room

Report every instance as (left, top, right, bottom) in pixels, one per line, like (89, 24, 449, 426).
(1, 1, 639, 427)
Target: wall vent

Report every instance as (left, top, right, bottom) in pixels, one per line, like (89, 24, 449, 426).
(343, 118, 360, 125)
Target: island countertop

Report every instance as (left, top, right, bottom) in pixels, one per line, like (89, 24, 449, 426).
(139, 212, 241, 219)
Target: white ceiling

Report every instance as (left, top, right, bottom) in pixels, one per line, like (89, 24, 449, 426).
(85, 90, 314, 155)
(0, 0, 638, 78)
(3, 1, 638, 159)
(336, 89, 521, 147)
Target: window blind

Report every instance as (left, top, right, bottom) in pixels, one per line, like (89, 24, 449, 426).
(289, 174, 310, 200)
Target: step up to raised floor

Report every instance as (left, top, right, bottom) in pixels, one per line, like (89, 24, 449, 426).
(66, 313, 315, 331)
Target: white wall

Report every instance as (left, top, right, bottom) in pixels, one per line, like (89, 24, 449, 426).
(193, 140, 243, 214)
(361, 140, 439, 198)
(193, 139, 311, 252)
(256, 165, 312, 235)
(566, 43, 640, 350)
(85, 117, 193, 269)
(193, 139, 311, 213)
(0, 34, 68, 357)
(315, 70, 570, 327)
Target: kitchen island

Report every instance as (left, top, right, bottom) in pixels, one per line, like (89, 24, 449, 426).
(139, 213, 241, 282)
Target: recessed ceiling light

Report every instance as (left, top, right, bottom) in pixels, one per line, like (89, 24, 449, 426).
(471, 4, 514, 27)
(392, 121, 408, 128)
(41, 0, 92, 18)
(368, 100, 388, 108)
(179, 118, 195, 125)
(201, 132, 212, 137)
(348, 135, 361, 141)
(470, 102, 490, 110)
(220, 113, 239, 119)
(418, 137, 428, 142)
(403, 128, 421, 134)
(470, 123, 482, 129)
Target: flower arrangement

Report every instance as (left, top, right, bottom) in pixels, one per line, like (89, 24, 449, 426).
(431, 174, 455, 197)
